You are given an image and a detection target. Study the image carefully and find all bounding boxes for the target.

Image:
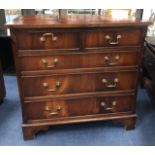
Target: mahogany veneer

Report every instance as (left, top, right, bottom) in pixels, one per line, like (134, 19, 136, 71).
(6, 15, 150, 140)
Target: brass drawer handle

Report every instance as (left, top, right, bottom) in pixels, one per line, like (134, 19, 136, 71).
(45, 105, 62, 115)
(42, 58, 59, 68)
(104, 55, 120, 66)
(48, 112, 59, 115)
(40, 33, 58, 42)
(102, 78, 119, 88)
(42, 81, 62, 92)
(105, 34, 122, 45)
(100, 101, 117, 110)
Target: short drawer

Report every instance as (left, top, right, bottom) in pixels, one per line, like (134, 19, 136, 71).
(15, 30, 80, 50)
(22, 70, 137, 97)
(84, 28, 143, 48)
(19, 50, 140, 72)
(24, 94, 135, 120)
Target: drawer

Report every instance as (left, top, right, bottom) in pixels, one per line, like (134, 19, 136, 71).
(22, 70, 137, 97)
(24, 94, 135, 120)
(19, 50, 140, 72)
(84, 28, 142, 48)
(15, 30, 80, 50)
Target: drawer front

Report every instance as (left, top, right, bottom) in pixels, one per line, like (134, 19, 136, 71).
(15, 30, 79, 50)
(19, 51, 140, 72)
(22, 71, 137, 97)
(24, 94, 135, 120)
(84, 29, 142, 48)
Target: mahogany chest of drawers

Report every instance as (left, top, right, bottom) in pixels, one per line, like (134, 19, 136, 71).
(7, 15, 150, 140)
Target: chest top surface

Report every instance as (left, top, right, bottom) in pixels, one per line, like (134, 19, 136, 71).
(6, 14, 151, 29)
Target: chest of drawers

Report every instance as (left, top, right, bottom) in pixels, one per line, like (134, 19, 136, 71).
(7, 15, 150, 140)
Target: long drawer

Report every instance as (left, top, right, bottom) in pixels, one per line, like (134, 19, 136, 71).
(19, 50, 140, 72)
(15, 28, 142, 50)
(22, 70, 137, 97)
(24, 94, 135, 121)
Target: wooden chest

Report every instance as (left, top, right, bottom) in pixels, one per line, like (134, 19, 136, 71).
(7, 15, 150, 140)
